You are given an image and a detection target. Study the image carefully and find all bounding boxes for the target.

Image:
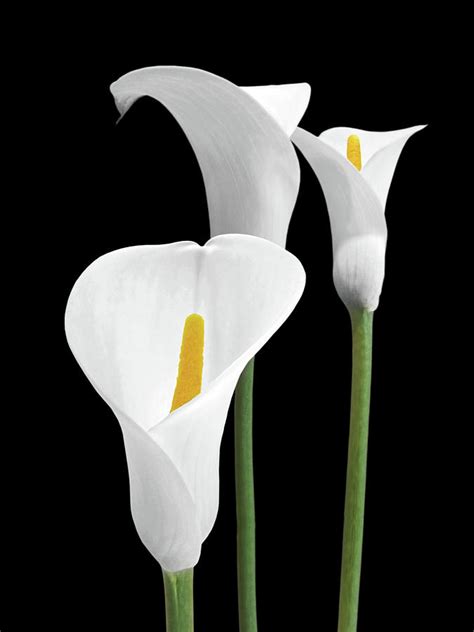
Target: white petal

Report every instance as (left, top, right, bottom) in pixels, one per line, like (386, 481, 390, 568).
(293, 127, 387, 311)
(110, 66, 303, 246)
(65, 242, 202, 432)
(65, 234, 305, 569)
(149, 234, 305, 539)
(117, 409, 202, 572)
(241, 83, 311, 136)
(319, 125, 425, 165)
(149, 371, 235, 544)
(320, 125, 426, 207)
(361, 126, 426, 207)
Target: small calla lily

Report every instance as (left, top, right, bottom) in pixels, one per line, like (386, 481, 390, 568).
(292, 125, 425, 311)
(110, 66, 311, 246)
(65, 234, 305, 571)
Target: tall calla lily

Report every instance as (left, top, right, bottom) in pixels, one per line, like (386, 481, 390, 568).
(65, 234, 305, 572)
(292, 125, 425, 632)
(292, 125, 425, 311)
(110, 65, 311, 632)
(110, 66, 310, 247)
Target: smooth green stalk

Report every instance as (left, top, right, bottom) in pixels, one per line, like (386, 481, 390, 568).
(337, 309, 373, 632)
(162, 568, 194, 632)
(234, 358, 257, 632)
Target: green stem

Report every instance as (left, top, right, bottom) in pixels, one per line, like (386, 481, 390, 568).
(337, 309, 373, 632)
(162, 568, 194, 632)
(234, 358, 257, 632)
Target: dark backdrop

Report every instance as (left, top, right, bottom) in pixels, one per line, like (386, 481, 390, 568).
(2, 20, 470, 632)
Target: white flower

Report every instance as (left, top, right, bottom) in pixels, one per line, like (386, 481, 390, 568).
(110, 66, 310, 246)
(292, 125, 425, 311)
(65, 234, 305, 571)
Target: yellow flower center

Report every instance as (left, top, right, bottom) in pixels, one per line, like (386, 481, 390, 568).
(170, 313, 205, 412)
(346, 134, 362, 171)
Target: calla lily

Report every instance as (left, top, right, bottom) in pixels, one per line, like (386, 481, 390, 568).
(292, 125, 426, 632)
(65, 234, 305, 572)
(110, 66, 311, 246)
(292, 125, 425, 311)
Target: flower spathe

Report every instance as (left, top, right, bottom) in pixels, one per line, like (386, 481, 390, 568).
(65, 234, 305, 571)
(292, 125, 425, 311)
(110, 66, 311, 246)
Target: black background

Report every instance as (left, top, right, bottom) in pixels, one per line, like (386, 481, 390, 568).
(2, 18, 471, 631)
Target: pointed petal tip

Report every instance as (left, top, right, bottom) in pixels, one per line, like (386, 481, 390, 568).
(399, 123, 428, 137)
(412, 123, 428, 133)
(240, 81, 311, 136)
(295, 81, 312, 110)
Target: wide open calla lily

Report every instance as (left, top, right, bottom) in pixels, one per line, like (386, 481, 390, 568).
(65, 234, 305, 572)
(110, 66, 311, 246)
(292, 125, 425, 311)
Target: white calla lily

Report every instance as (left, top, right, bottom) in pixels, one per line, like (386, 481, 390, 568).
(292, 125, 425, 311)
(65, 234, 305, 571)
(110, 66, 310, 246)
(319, 125, 426, 207)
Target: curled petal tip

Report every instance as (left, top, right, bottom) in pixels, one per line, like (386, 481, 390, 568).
(109, 65, 302, 246)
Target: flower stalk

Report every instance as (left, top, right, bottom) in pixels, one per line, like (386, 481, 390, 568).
(337, 309, 373, 632)
(162, 569, 194, 632)
(234, 358, 258, 632)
